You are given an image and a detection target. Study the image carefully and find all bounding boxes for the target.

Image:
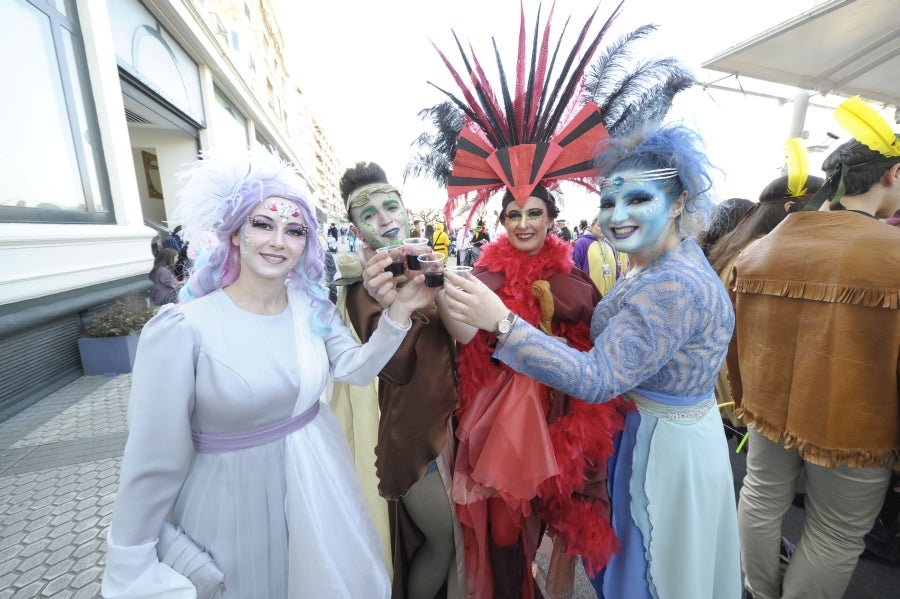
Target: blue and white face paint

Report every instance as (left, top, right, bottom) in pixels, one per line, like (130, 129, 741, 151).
(598, 170, 682, 267)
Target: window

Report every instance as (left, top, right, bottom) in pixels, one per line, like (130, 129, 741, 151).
(0, 0, 113, 223)
(213, 88, 249, 149)
(231, 30, 240, 51)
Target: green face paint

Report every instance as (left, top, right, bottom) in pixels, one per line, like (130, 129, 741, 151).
(349, 189, 410, 248)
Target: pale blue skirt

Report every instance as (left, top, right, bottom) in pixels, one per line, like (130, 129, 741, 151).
(592, 392, 742, 599)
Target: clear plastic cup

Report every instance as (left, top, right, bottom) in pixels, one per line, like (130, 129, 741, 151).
(402, 237, 430, 270)
(375, 244, 404, 277)
(417, 251, 446, 287)
(444, 265, 472, 289)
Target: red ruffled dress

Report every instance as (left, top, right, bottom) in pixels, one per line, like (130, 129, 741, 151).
(452, 235, 628, 598)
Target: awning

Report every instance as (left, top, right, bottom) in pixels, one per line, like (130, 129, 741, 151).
(702, 0, 900, 107)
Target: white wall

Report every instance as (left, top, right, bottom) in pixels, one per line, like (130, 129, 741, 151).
(0, 0, 155, 305)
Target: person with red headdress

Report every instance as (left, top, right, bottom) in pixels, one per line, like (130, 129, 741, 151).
(407, 2, 695, 596)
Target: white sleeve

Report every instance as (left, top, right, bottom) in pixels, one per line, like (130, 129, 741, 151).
(102, 306, 197, 595)
(324, 308, 411, 386)
(101, 532, 195, 598)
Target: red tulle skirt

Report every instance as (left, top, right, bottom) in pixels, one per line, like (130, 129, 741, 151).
(454, 366, 628, 598)
(453, 369, 554, 598)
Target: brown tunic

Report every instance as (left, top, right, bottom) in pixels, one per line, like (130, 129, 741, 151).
(344, 282, 458, 498)
(732, 211, 900, 468)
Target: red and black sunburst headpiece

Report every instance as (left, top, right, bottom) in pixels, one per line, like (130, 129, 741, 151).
(428, 1, 622, 225)
(405, 1, 696, 227)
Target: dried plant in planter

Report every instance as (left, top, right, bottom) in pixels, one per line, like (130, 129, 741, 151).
(82, 296, 156, 338)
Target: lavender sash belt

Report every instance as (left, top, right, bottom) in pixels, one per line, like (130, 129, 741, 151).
(192, 401, 320, 453)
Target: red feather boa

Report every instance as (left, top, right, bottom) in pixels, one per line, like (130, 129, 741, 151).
(456, 234, 628, 575)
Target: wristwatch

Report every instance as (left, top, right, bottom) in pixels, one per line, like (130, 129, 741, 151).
(492, 311, 517, 336)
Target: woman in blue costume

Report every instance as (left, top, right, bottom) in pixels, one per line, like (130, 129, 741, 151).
(443, 124, 742, 599)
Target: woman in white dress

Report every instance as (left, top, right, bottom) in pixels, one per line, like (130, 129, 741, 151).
(101, 150, 437, 598)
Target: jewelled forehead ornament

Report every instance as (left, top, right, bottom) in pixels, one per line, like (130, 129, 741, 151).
(264, 200, 302, 223)
(599, 168, 680, 192)
(346, 183, 402, 211)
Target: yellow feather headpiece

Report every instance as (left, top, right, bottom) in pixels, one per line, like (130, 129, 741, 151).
(783, 138, 809, 197)
(833, 96, 900, 158)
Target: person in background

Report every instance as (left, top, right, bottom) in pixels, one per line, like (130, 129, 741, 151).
(443, 124, 742, 599)
(335, 162, 464, 598)
(456, 223, 471, 268)
(576, 218, 588, 239)
(160, 225, 184, 255)
(148, 247, 181, 306)
(101, 149, 436, 599)
(431, 222, 450, 263)
(467, 221, 490, 267)
(348, 227, 357, 252)
(572, 216, 627, 296)
(698, 197, 755, 256)
(708, 140, 823, 435)
(732, 97, 900, 599)
(556, 219, 572, 243)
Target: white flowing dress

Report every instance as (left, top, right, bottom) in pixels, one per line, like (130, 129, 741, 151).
(102, 289, 408, 598)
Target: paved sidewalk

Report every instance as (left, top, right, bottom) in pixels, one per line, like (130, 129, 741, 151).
(0, 374, 130, 599)
(2, 371, 896, 598)
(0, 374, 598, 599)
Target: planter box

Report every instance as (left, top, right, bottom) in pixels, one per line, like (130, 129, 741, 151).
(78, 335, 140, 375)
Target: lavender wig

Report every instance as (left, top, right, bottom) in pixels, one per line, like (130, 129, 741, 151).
(173, 149, 331, 334)
(595, 124, 717, 239)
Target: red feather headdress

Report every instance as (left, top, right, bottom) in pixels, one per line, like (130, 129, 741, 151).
(428, 1, 624, 226)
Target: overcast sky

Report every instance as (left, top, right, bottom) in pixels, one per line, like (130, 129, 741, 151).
(274, 0, 842, 222)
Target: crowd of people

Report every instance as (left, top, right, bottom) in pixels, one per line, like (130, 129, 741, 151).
(109, 5, 899, 599)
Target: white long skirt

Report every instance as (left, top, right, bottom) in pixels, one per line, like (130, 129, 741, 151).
(173, 404, 390, 598)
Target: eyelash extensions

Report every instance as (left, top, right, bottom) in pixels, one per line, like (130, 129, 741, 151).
(247, 216, 308, 236)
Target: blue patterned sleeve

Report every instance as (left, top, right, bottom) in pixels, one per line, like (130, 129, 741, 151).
(494, 269, 709, 402)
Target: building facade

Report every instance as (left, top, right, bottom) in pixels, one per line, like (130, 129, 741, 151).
(0, 0, 342, 420)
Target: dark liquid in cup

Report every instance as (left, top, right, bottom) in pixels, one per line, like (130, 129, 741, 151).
(424, 273, 444, 288)
(385, 261, 405, 277)
(407, 254, 422, 270)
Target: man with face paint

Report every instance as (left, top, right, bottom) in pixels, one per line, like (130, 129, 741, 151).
(443, 124, 742, 599)
(331, 162, 465, 598)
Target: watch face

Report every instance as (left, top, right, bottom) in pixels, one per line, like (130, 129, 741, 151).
(498, 319, 512, 334)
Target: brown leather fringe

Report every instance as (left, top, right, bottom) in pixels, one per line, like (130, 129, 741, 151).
(736, 407, 899, 469)
(733, 277, 899, 309)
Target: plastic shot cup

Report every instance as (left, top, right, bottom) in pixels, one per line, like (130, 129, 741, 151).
(418, 251, 446, 287)
(402, 237, 430, 270)
(375, 244, 405, 277)
(444, 265, 473, 289)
